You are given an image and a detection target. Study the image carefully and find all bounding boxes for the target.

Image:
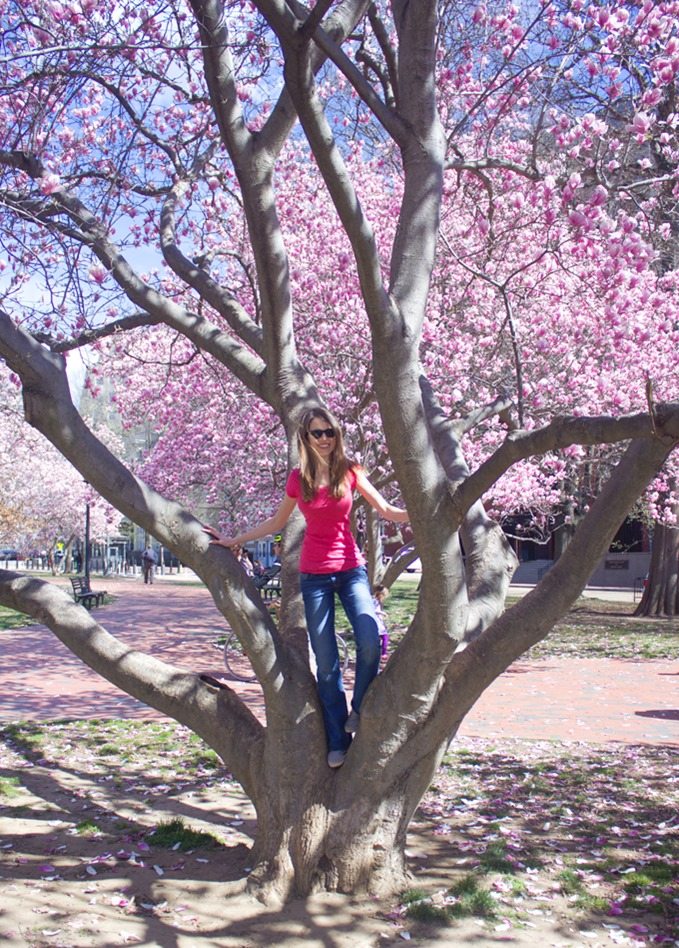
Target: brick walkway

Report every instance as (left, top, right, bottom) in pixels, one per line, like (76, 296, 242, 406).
(0, 577, 676, 746)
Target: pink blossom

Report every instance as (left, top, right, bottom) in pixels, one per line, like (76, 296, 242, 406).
(89, 264, 108, 285)
(589, 185, 607, 207)
(39, 173, 62, 195)
(642, 88, 662, 108)
(568, 209, 590, 229)
(629, 111, 651, 140)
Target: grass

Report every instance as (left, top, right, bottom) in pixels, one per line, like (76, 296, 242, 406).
(1, 722, 46, 759)
(557, 868, 610, 912)
(1, 718, 676, 941)
(0, 604, 36, 631)
(146, 816, 222, 851)
(1, 578, 677, 940)
(0, 719, 223, 776)
(0, 775, 22, 798)
(525, 599, 679, 659)
(403, 874, 498, 926)
(478, 839, 517, 874)
(74, 818, 102, 836)
(448, 875, 497, 919)
(417, 740, 679, 940)
(381, 581, 679, 660)
(0, 590, 109, 631)
(558, 867, 584, 895)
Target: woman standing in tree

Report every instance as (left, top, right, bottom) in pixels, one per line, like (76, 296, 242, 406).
(205, 407, 409, 768)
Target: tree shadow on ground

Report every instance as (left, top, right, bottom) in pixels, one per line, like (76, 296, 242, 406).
(411, 740, 678, 945)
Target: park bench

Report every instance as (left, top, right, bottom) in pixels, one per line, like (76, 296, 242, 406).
(253, 565, 281, 600)
(70, 576, 106, 609)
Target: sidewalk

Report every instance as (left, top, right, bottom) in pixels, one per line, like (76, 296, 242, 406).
(0, 577, 676, 746)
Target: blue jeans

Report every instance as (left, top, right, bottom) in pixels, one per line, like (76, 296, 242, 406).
(300, 566, 381, 752)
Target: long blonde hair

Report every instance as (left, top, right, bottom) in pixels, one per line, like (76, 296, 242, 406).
(297, 408, 354, 502)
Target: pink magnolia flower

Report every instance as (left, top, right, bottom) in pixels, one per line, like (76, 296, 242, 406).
(89, 264, 108, 285)
(39, 173, 62, 195)
(629, 112, 651, 141)
(568, 209, 590, 229)
(589, 185, 608, 207)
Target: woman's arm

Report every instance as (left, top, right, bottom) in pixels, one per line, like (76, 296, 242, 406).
(204, 494, 298, 549)
(355, 469, 409, 523)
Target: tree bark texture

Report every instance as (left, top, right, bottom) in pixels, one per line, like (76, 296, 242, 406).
(634, 515, 679, 618)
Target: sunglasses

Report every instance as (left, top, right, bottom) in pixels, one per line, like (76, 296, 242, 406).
(308, 427, 336, 440)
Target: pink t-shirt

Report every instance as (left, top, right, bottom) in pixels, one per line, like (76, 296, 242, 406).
(286, 467, 365, 573)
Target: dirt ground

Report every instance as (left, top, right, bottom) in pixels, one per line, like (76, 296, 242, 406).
(1, 723, 676, 948)
(0, 578, 677, 947)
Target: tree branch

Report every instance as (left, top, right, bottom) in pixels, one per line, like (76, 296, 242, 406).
(271, 14, 392, 322)
(55, 186, 269, 397)
(0, 571, 264, 794)
(160, 175, 265, 357)
(452, 394, 515, 437)
(187, 0, 253, 161)
(0, 147, 269, 395)
(293, 3, 408, 144)
(386, 0, 445, 330)
(0, 310, 323, 753)
(445, 156, 542, 180)
(32, 311, 162, 352)
(453, 407, 679, 519)
(419, 376, 518, 639)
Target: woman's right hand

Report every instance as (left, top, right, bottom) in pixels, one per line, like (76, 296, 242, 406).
(203, 525, 236, 548)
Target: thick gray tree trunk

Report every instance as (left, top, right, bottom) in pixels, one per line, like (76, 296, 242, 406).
(634, 514, 679, 618)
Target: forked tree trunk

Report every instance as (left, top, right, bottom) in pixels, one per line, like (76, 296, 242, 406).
(634, 515, 679, 618)
(245, 747, 440, 901)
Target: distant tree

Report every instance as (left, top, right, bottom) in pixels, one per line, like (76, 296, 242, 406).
(0, 368, 120, 559)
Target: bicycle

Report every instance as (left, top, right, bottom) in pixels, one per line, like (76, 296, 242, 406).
(336, 630, 350, 675)
(219, 628, 351, 682)
(221, 630, 258, 683)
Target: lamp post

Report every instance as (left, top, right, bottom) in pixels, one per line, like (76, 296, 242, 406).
(84, 501, 91, 582)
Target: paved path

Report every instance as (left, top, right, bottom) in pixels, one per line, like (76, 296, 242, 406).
(0, 576, 676, 746)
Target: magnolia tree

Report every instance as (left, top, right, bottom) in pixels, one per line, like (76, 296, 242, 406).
(0, 366, 121, 561)
(0, 0, 678, 901)
(103, 47, 679, 583)
(104, 147, 405, 558)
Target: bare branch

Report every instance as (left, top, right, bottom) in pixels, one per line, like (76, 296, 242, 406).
(33, 311, 162, 352)
(265, 3, 393, 323)
(419, 375, 518, 642)
(188, 0, 253, 161)
(160, 172, 265, 357)
(294, 4, 407, 144)
(445, 156, 542, 180)
(31, 178, 268, 396)
(452, 407, 679, 518)
(452, 394, 515, 437)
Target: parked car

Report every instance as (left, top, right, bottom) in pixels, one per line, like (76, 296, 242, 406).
(0, 549, 21, 560)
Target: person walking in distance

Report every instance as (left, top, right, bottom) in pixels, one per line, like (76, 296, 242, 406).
(205, 407, 409, 769)
(141, 545, 157, 585)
